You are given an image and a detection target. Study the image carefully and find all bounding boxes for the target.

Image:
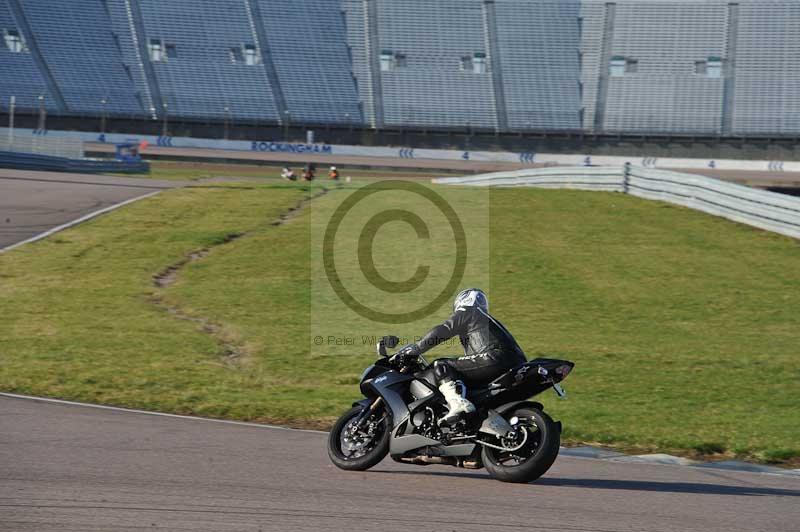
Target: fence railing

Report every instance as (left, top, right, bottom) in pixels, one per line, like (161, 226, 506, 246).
(0, 150, 148, 174)
(0, 134, 84, 159)
(434, 165, 800, 240)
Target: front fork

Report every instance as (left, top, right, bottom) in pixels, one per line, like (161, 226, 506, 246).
(354, 396, 384, 430)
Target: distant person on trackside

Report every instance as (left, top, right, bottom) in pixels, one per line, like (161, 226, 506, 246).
(303, 164, 316, 181)
(328, 166, 340, 180)
(281, 166, 297, 181)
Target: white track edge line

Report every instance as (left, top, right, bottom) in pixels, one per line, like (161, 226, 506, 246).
(0, 190, 163, 253)
(0, 392, 327, 434)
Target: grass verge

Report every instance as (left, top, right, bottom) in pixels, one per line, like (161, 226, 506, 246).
(1, 176, 798, 464)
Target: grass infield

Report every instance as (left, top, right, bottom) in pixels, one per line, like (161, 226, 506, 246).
(1, 163, 798, 465)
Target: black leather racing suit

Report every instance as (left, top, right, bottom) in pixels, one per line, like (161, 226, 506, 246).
(413, 306, 527, 386)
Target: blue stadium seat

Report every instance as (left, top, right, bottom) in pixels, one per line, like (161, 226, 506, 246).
(350, 0, 499, 130)
(259, 0, 362, 125)
(495, 1, 582, 131)
(0, 0, 798, 136)
(20, 0, 143, 115)
(135, 0, 281, 122)
(0, 0, 56, 112)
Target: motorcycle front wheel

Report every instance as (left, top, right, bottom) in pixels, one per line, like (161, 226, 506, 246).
(481, 407, 560, 483)
(327, 405, 391, 471)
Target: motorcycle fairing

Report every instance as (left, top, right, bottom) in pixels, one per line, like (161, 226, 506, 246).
(361, 369, 414, 429)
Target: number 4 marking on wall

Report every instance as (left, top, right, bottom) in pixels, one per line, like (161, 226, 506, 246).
(462, 151, 470, 160)
(708, 160, 716, 168)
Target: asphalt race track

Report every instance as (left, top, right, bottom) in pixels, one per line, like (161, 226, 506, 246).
(1, 396, 798, 532)
(0, 169, 181, 250)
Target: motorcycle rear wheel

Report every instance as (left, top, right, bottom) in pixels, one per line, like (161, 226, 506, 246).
(481, 407, 560, 483)
(327, 405, 390, 471)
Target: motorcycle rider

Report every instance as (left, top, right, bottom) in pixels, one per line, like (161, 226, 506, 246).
(393, 289, 527, 425)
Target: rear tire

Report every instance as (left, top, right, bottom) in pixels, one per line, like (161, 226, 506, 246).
(327, 405, 390, 471)
(481, 408, 560, 483)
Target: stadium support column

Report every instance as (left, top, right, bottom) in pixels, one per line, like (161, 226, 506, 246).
(247, 0, 288, 123)
(483, 0, 508, 133)
(364, 0, 384, 129)
(127, 0, 164, 117)
(6, 0, 67, 112)
(721, 3, 739, 136)
(593, 2, 616, 132)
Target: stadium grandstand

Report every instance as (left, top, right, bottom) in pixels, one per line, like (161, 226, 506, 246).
(1, 0, 799, 137)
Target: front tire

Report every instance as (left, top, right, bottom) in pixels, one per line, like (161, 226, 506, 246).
(482, 407, 560, 483)
(327, 405, 390, 471)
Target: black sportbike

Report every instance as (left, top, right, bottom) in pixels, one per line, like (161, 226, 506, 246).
(328, 336, 574, 483)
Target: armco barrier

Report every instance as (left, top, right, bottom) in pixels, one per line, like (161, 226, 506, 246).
(434, 165, 800, 240)
(432, 166, 624, 192)
(0, 150, 149, 174)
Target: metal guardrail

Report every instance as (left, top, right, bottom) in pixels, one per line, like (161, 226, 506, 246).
(0, 150, 149, 174)
(0, 134, 84, 159)
(434, 165, 800, 240)
(434, 166, 624, 191)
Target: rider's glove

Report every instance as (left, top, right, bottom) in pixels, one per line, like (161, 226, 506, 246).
(391, 343, 421, 365)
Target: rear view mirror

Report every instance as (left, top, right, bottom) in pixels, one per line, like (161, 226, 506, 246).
(383, 335, 400, 349)
(376, 335, 400, 357)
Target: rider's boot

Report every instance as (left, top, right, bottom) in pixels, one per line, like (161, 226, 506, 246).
(438, 380, 476, 425)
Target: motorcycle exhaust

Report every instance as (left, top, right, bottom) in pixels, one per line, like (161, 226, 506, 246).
(398, 455, 457, 466)
(457, 457, 483, 469)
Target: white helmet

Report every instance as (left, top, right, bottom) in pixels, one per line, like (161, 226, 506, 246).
(453, 288, 488, 313)
(330, 166, 337, 170)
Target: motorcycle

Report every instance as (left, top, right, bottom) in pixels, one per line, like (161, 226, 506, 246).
(327, 335, 574, 483)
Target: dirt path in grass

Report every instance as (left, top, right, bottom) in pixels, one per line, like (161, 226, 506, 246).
(149, 187, 330, 364)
